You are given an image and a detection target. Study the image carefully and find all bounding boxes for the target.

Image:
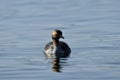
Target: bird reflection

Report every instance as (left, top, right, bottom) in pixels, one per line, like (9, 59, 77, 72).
(52, 58, 61, 72)
(44, 51, 70, 72)
(52, 58, 67, 72)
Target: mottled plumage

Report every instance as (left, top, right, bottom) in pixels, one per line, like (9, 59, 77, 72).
(44, 30, 71, 58)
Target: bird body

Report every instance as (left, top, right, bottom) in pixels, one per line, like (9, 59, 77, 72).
(44, 30, 71, 58)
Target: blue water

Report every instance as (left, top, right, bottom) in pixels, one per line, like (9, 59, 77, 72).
(0, 0, 120, 80)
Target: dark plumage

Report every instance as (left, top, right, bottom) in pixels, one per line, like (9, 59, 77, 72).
(44, 30, 71, 58)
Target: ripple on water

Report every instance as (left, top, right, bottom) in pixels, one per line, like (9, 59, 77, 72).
(0, 0, 120, 80)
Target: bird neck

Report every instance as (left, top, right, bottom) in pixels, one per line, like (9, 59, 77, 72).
(52, 38, 59, 46)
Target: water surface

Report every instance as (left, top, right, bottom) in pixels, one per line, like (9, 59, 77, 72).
(0, 0, 120, 80)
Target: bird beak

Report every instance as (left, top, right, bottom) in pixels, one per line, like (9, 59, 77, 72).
(61, 36, 64, 39)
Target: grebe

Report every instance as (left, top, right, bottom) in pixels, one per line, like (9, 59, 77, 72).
(44, 30, 71, 58)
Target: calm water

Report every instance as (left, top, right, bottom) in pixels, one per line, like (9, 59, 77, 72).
(0, 0, 120, 80)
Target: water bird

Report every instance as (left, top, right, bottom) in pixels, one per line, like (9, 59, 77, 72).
(44, 30, 71, 58)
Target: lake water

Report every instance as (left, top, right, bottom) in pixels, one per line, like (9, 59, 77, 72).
(0, 0, 120, 80)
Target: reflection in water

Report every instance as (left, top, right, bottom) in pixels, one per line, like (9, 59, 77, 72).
(52, 58, 61, 72)
(44, 54, 69, 72)
(52, 58, 67, 72)
(44, 51, 70, 72)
